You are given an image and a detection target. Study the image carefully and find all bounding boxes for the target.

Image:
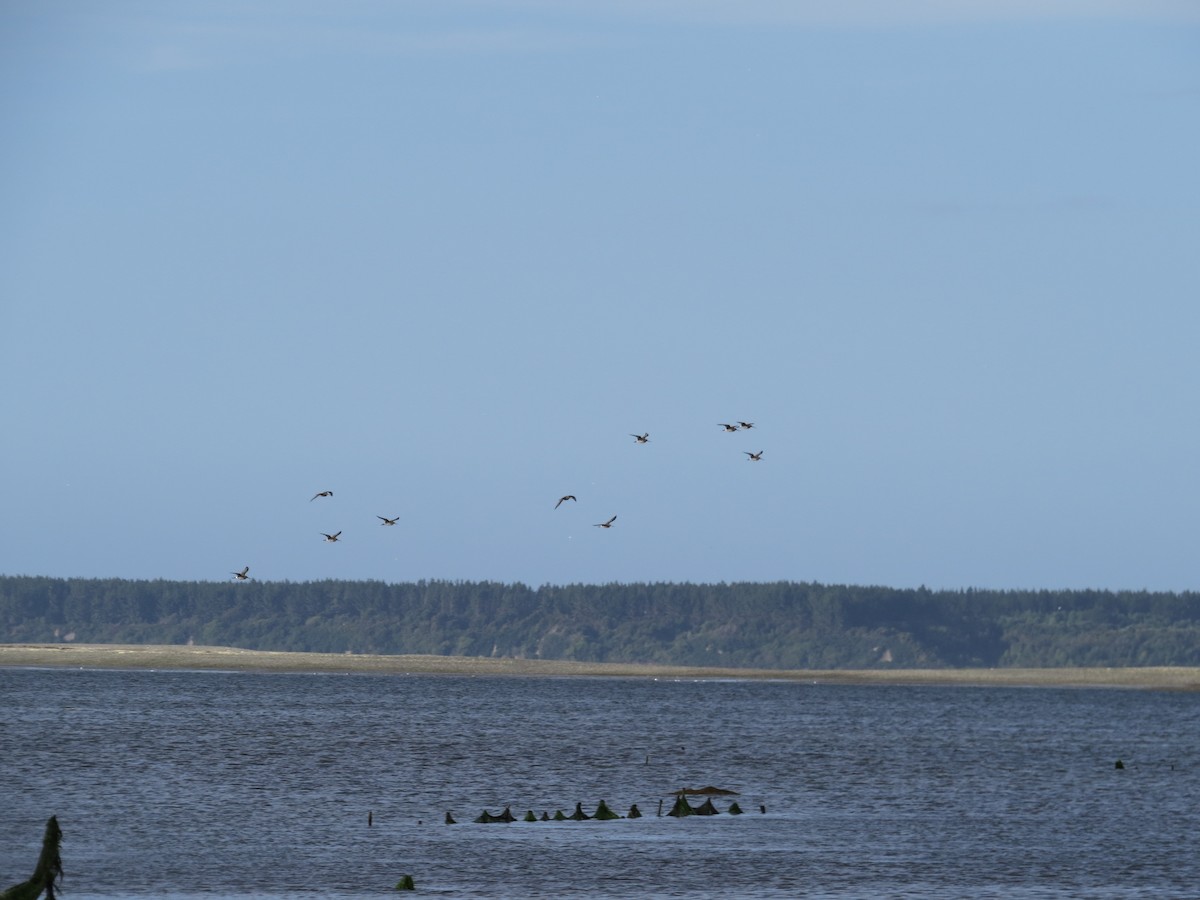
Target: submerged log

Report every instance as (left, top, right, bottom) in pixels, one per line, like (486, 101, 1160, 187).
(1, 816, 63, 900)
(673, 785, 739, 796)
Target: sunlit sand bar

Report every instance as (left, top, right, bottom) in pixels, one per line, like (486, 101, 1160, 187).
(3, 643, 1199, 690)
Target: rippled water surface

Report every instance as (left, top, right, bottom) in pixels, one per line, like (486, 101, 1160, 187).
(2, 667, 1198, 898)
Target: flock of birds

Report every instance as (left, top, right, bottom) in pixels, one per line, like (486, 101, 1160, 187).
(566, 419, 761, 533)
(230, 421, 762, 581)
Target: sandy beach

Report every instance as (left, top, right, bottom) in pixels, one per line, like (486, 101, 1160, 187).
(3, 643, 1199, 690)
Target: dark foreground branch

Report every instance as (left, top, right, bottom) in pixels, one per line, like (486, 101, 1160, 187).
(1, 816, 63, 900)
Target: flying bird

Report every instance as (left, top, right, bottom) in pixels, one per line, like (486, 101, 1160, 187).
(321, 531, 342, 542)
(718, 423, 739, 432)
(745, 451, 764, 462)
(231, 566, 250, 581)
(630, 433, 650, 444)
(554, 495, 577, 509)
(311, 490, 333, 501)
(594, 515, 618, 529)
(738, 421, 755, 430)
(377, 516, 399, 526)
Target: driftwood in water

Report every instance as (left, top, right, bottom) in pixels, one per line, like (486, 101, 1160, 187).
(672, 785, 739, 797)
(1, 816, 63, 900)
(455, 794, 747, 823)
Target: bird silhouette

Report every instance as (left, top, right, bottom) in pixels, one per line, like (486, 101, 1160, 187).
(310, 490, 333, 501)
(738, 421, 755, 430)
(321, 531, 342, 542)
(594, 515, 618, 528)
(745, 451, 764, 461)
(718, 423, 739, 432)
(231, 566, 250, 581)
(554, 495, 577, 509)
(377, 516, 399, 526)
(630, 433, 650, 444)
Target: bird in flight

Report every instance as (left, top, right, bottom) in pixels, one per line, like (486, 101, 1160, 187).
(718, 423, 739, 432)
(630, 433, 649, 444)
(311, 490, 333, 501)
(321, 531, 342, 542)
(554, 495, 577, 509)
(377, 516, 399, 526)
(594, 515, 618, 529)
(231, 566, 250, 581)
(745, 451, 764, 462)
(738, 421, 755, 430)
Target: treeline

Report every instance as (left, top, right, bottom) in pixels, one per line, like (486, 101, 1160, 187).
(2, 575, 1199, 669)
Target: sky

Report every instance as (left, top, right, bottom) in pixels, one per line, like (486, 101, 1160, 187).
(2, 1, 1199, 592)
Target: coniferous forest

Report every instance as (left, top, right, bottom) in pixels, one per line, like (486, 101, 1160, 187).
(2, 575, 1199, 669)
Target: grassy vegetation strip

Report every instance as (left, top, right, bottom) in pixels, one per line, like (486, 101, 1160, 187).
(2, 643, 1199, 690)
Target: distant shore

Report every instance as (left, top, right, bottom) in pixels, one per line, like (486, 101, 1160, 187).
(3, 643, 1200, 690)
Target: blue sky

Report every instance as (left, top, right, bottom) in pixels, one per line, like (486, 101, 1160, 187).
(2, 1, 1198, 591)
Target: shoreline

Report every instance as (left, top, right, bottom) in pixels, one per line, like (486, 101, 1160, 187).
(3, 643, 1200, 690)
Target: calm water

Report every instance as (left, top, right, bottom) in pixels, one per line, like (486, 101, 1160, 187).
(1, 667, 1198, 898)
